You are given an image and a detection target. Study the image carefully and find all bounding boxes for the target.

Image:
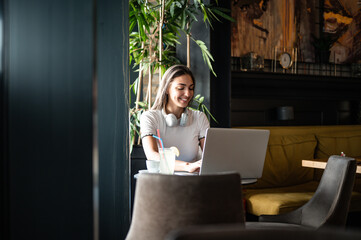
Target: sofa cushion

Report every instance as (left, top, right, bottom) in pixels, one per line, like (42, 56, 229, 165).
(315, 131, 361, 159)
(243, 182, 361, 216)
(246, 134, 317, 189)
(244, 181, 319, 216)
(235, 126, 361, 216)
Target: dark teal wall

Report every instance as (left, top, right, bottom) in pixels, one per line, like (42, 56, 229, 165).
(97, 0, 130, 239)
(2, 0, 130, 239)
(176, 0, 232, 128)
(7, 1, 94, 239)
(176, 0, 211, 113)
(210, 0, 231, 127)
(176, 22, 211, 109)
(0, 0, 7, 237)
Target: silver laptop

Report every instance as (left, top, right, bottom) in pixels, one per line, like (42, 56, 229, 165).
(176, 128, 270, 184)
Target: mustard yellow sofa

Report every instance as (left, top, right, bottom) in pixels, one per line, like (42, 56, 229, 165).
(235, 125, 361, 216)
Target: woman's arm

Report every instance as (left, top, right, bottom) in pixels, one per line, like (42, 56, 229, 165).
(142, 134, 205, 173)
(175, 137, 206, 172)
(142, 136, 160, 161)
(142, 135, 201, 173)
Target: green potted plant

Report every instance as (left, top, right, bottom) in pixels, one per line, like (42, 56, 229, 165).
(129, 0, 233, 152)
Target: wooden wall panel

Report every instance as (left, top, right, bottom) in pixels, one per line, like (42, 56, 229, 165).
(231, 0, 297, 59)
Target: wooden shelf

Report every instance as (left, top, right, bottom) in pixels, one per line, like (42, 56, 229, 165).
(230, 71, 361, 126)
(231, 71, 361, 100)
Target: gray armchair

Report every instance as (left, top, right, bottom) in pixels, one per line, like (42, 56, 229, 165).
(252, 155, 356, 229)
(125, 173, 245, 240)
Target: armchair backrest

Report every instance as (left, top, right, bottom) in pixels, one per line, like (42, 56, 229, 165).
(126, 173, 245, 240)
(301, 155, 356, 228)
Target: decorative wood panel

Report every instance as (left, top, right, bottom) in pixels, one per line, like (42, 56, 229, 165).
(231, 0, 299, 59)
(326, 0, 361, 63)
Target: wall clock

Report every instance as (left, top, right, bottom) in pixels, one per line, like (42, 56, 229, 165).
(272, 47, 297, 73)
(279, 52, 293, 69)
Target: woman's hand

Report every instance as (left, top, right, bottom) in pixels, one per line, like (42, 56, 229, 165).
(175, 159, 202, 173)
(186, 160, 202, 173)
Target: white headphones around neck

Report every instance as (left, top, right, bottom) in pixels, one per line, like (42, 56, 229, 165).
(162, 108, 188, 127)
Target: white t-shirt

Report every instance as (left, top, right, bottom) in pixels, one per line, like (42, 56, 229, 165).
(140, 109, 210, 162)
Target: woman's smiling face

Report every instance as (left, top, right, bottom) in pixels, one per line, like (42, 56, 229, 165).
(166, 74, 194, 111)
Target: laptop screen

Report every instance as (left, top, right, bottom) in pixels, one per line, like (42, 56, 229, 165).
(200, 128, 270, 179)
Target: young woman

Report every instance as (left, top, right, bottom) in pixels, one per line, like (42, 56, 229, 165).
(140, 65, 210, 172)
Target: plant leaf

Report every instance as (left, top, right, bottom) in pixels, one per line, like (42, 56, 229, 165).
(212, 8, 235, 22)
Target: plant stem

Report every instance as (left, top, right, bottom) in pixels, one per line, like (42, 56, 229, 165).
(187, 0, 191, 68)
(148, 65, 153, 109)
(134, 63, 143, 145)
(159, 0, 165, 85)
(137, 127, 141, 145)
(187, 31, 190, 68)
(135, 43, 144, 111)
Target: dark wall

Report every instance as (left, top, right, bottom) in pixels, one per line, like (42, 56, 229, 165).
(231, 71, 361, 126)
(97, 0, 130, 239)
(176, 0, 211, 112)
(176, 0, 232, 128)
(5, 1, 94, 239)
(210, 0, 231, 128)
(0, 0, 7, 237)
(1, 0, 130, 239)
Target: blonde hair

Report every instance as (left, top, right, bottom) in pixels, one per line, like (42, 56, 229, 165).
(152, 65, 195, 110)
